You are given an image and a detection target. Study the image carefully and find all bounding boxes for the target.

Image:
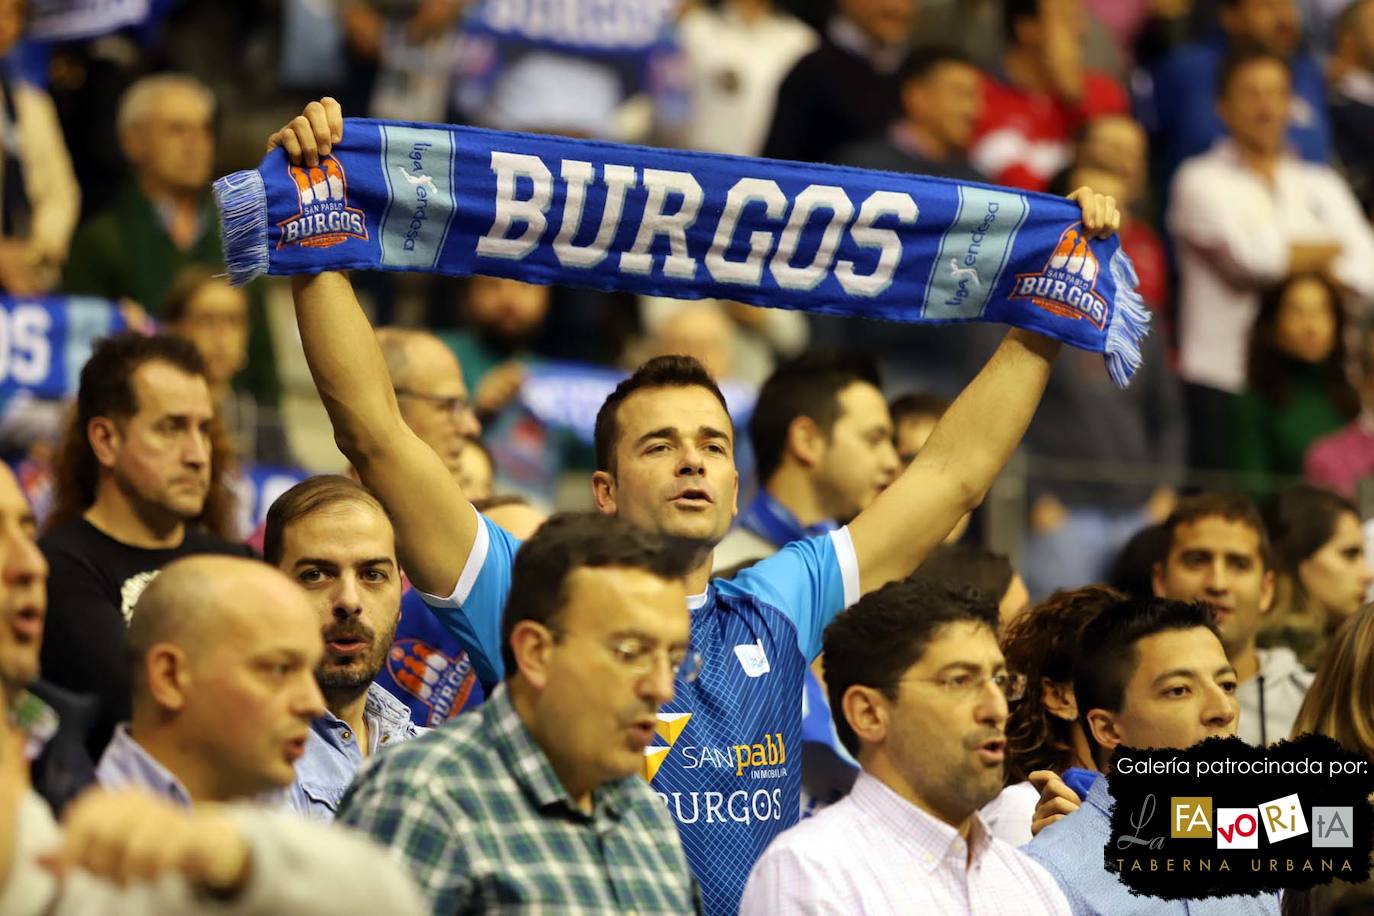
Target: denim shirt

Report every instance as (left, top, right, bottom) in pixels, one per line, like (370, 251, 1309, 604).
(289, 683, 424, 821)
(1024, 777, 1280, 916)
(95, 725, 194, 806)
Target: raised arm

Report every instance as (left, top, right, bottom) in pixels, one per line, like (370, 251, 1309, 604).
(275, 100, 476, 596)
(847, 188, 1120, 595)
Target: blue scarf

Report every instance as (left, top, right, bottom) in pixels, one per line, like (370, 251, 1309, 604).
(737, 490, 835, 550)
(214, 118, 1149, 385)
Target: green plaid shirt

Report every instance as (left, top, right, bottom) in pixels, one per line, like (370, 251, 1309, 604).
(336, 685, 699, 915)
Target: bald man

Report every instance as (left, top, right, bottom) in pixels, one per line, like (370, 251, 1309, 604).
(94, 555, 326, 804)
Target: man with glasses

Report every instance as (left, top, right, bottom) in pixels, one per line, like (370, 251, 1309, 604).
(336, 512, 701, 913)
(741, 578, 1070, 915)
(374, 327, 482, 480)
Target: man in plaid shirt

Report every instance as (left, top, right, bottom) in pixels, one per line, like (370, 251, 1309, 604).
(336, 513, 701, 914)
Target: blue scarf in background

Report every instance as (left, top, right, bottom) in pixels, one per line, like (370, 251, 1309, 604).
(215, 117, 1149, 385)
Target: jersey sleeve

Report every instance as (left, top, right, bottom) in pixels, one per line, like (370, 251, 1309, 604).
(728, 527, 859, 661)
(416, 505, 522, 681)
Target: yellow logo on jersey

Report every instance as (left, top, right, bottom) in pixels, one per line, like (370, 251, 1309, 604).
(642, 712, 692, 782)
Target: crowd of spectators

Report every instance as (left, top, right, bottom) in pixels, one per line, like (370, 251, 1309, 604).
(5, 0, 1374, 914)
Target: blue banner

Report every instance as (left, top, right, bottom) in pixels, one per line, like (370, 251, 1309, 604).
(520, 361, 756, 445)
(0, 296, 128, 400)
(234, 463, 309, 537)
(26, 0, 150, 42)
(463, 0, 680, 54)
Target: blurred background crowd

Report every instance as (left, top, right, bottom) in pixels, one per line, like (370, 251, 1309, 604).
(0, 0, 1372, 601)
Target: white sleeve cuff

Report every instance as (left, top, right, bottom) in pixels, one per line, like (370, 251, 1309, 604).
(829, 526, 860, 609)
(417, 502, 489, 609)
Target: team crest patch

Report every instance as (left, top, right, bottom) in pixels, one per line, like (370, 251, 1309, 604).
(1009, 225, 1109, 330)
(277, 156, 368, 249)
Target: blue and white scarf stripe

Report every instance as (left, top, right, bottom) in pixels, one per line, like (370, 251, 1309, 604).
(215, 118, 1149, 385)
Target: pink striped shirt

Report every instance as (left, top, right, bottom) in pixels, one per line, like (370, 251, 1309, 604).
(740, 771, 1072, 916)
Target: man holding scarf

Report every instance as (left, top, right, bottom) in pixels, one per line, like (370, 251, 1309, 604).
(265, 97, 1120, 916)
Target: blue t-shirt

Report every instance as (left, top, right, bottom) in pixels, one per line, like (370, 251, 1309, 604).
(420, 509, 859, 916)
(373, 589, 487, 728)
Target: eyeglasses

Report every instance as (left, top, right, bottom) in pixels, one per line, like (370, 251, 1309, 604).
(551, 627, 704, 684)
(394, 388, 473, 417)
(906, 670, 1027, 703)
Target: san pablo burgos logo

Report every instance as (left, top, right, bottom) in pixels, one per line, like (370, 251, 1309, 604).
(1009, 225, 1109, 329)
(277, 155, 368, 249)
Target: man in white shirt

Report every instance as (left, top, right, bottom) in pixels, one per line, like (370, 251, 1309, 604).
(1168, 45, 1374, 468)
(739, 577, 1071, 915)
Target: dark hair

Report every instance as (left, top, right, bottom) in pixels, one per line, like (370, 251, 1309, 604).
(749, 350, 881, 485)
(1263, 484, 1360, 576)
(593, 355, 732, 474)
(1073, 597, 1218, 765)
(1003, 0, 1040, 43)
(1002, 586, 1124, 783)
(500, 512, 697, 677)
(897, 45, 976, 87)
(889, 390, 950, 426)
(1245, 273, 1357, 417)
(909, 543, 1015, 608)
(1216, 43, 1291, 99)
(1108, 523, 1170, 597)
(1163, 492, 1274, 571)
(162, 264, 232, 324)
(822, 577, 999, 756)
(47, 333, 238, 538)
(262, 475, 392, 566)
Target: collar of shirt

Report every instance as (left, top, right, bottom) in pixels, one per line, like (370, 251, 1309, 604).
(738, 491, 836, 550)
(486, 683, 625, 823)
(95, 724, 194, 806)
(312, 683, 422, 754)
(848, 770, 993, 874)
(12, 690, 58, 764)
(1208, 137, 1300, 179)
(1084, 772, 1115, 817)
(826, 15, 906, 74)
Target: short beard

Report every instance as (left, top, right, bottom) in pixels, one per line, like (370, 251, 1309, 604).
(315, 654, 385, 706)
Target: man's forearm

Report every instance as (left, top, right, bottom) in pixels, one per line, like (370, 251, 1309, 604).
(291, 271, 406, 461)
(849, 328, 1059, 593)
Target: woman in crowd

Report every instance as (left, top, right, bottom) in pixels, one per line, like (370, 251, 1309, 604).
(981, 585, 1123, 845)
(1233, 274, 1359, 491)
(1261, 484, 1374, 669)
(163, 267, 294, 468)
(1283, 607, 1374, 916)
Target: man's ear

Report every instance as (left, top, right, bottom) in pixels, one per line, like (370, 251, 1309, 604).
(841, 685, 889, 751)
(87, 417, 121, 469)
(1085, 708, 1122, 753)
(509, 620, 558, 690)
(1151, 561, 1168, 599)
(1042, 679, 1079, 721)
(784, 415, 825, 469)
(1258, 568, 1277, 616)
(145, 644, 191, 713)
(591, 470, 617, 516)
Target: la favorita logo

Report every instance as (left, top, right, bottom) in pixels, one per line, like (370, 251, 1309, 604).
(1105, 735, 1374, 899)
